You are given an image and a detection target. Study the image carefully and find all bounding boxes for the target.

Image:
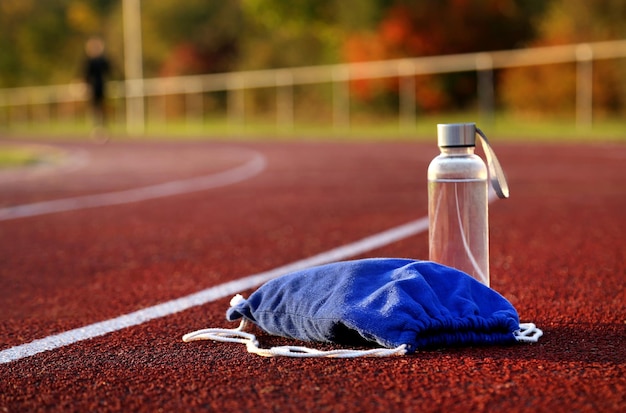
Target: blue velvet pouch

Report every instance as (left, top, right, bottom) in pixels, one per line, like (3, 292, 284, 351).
(226, 258, 525, 353)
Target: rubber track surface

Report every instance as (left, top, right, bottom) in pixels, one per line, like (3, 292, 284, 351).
(1, 139, 625, 412)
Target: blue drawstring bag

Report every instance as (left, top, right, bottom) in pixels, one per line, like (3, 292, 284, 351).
(183, 258, 541, 357)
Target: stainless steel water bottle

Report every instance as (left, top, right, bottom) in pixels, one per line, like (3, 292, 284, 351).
(428, 123, 509, 286)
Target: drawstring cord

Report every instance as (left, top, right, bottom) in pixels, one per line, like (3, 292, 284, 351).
(514, 323, 543, 343)
(183, 320, 542, 357)
(183, 319, 408, 358)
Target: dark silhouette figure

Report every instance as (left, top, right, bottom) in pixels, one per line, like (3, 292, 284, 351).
(83, 37, 111, 138)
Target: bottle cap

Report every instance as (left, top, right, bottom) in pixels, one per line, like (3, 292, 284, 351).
(437, 123, 476, 147)
(435, 123, 510, 199)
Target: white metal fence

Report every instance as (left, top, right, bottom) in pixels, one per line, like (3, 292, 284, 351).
(1, 39, 625, 133)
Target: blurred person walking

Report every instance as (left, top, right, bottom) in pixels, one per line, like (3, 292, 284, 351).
(83, 36, 111, 141)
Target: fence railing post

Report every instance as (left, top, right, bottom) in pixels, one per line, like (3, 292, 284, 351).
(228, 75, 245, 129)
(332, 66, 350, 130)
(276, 70, 294, 131)
(185, 79, 204, 131)
(476, 53, 495, 126)
(576, 44, 594, 130)
(398, 60, 416, 130)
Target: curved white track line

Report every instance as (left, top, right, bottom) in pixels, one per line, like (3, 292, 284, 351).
(0, 150, 267, 221)
(0, 217, 429, 364)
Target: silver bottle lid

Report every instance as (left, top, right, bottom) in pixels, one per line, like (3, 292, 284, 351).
(437, 123, 476, 147)
(436, 123, 510, 199)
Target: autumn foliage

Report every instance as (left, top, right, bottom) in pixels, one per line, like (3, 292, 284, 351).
(1, 0, 625, 117)
(341, 1, 541, 112)
(499, 1, 626, 117)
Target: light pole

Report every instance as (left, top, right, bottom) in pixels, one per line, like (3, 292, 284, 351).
(122, 0, 145, 134)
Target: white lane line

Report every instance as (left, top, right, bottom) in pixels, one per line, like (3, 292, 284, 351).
(0, 150, 267, 221)
(0, 217, 428, 364)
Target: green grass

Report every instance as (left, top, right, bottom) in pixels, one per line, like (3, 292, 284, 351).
(2, 113, 623, 169)
(0, 146, 42, 168)
(2, 112, 625, 143)
(0, 144, 65, 169)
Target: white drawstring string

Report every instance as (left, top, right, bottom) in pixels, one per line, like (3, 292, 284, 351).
(183, 319, 408, 358)
(183, 319, 542, 358)
(514, 323, 543, 342)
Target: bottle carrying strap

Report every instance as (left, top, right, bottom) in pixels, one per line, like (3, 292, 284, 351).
(476, 128, 510, 199)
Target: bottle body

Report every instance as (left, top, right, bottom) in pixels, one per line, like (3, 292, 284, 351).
(428, 147, 490, 285)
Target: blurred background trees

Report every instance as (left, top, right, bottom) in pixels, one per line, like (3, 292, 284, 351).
(500, 0, 626, 118)
(0, 0, 624, 118)
(340, 0, 547, 113)
(0, 0, 118, 85)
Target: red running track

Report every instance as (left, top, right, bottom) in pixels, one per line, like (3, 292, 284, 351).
(1, 138, 625, 412)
